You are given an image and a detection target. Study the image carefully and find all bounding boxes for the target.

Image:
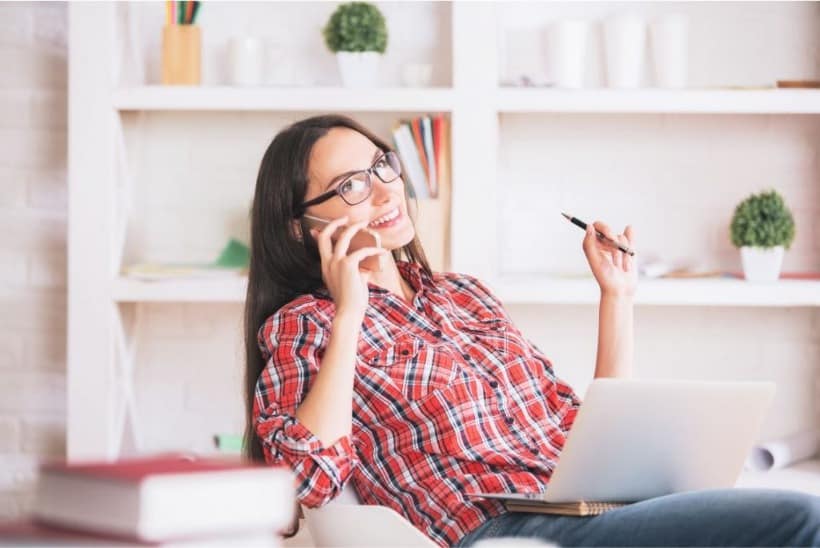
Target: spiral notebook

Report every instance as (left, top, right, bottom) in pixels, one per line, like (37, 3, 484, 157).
(465, 492, 628, 516)
(504, 499, 628, 516)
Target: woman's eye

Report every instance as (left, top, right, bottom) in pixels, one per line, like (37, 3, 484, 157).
(349, 178, 367, 192)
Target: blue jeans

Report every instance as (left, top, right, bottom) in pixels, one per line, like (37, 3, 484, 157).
(456, 489, 820, 547)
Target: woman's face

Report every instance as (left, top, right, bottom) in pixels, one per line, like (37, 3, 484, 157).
(302, 127, 415, 251)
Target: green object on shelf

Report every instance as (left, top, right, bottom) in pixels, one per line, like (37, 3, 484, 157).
(213, 433, 243, 454)
(213, 238, 250, 269)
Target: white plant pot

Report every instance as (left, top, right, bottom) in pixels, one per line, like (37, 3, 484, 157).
(740, 245, 784, 283)
(336, 51, 381, 87)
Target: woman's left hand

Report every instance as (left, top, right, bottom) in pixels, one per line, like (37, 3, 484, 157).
(582, 221, 638, 298)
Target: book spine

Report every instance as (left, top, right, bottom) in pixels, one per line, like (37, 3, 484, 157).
(392, 123, 430, 199)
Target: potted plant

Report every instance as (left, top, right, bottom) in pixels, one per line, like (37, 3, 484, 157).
(323, 2, 388, 87)
(729, 189, 796, 283)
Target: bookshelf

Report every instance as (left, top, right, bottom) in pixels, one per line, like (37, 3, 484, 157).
(68, 2, 819, 490)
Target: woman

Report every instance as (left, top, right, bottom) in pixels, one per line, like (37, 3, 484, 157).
(244, 114, 820, 547)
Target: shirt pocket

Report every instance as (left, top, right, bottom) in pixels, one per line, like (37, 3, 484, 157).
(454, 316, 510, 357)
(358, 335, 457, 401)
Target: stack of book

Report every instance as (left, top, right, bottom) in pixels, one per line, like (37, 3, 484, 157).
(391, 114, 450, 200)
(1, 452, 294, 546)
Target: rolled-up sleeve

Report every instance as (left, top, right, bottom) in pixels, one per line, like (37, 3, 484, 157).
(253, 308, 359, 508)
(528, 344, 583, 436)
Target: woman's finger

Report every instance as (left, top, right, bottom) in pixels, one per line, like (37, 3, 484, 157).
(591, 221, 616, 244)
(623, 225, 634, 271)
(316, 215, 348, 263)
(333, 220, 370, 261)
(610, 234, 622, 269)
(583, 224, 600, 266)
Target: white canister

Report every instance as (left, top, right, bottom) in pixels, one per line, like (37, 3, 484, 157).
(545, 19, 589, 89)
(649, 13, 688, 88)
(228, 36, 265, 86)
(502, 26, 547, 85)
(603, 13, 647, 88)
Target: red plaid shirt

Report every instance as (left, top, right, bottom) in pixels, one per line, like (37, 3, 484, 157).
(254, 261, 582, 546)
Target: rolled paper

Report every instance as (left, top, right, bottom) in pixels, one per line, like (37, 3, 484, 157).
(744, 428, 820, 471)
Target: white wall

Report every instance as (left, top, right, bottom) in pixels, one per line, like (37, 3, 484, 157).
(0, 1, 67, 519)
(1, 0, 819, 521)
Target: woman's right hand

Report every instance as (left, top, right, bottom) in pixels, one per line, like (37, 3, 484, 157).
(311, 216, 387, 320)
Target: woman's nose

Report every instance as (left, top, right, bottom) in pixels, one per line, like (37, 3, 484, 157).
(370, 176, 394, 203)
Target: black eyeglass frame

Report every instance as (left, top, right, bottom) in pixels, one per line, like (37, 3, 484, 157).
(294, 150, 402, 217)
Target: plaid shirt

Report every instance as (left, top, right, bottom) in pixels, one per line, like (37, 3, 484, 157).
(254, 261, 582, 546)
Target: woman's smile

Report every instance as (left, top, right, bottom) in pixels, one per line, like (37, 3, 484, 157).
(368, 206, 403, 230)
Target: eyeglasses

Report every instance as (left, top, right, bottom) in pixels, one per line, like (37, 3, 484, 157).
(295, 151, 402, 217)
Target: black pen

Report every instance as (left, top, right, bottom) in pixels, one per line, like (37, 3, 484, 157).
(561, 212, 636, 256)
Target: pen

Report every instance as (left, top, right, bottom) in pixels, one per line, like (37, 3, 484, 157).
(561, 212, 636, 256)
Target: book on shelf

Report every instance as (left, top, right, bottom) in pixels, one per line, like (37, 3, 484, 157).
(504, 499, 629, 516)
(391, 114, 449, 200)
(420, 115, 437, 197)
(31, 451, 294, 544)
(392, 122, 430, 199)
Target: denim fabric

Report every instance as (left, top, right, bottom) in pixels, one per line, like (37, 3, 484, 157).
(456, 488, 820, 547)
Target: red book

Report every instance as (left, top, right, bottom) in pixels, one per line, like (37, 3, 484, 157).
(32, 452, 294, 543)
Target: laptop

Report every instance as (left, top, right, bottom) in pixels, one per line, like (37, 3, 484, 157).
(467, 378, 775, 504)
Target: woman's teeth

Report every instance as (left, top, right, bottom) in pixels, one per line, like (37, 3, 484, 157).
(369, 208, 400, 228)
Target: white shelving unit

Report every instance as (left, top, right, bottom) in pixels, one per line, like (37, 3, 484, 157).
(68, 2, 818, 492)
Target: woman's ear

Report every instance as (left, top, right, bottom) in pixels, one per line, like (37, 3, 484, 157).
(290, 218, 304, 242)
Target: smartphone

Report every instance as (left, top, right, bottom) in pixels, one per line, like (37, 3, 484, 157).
(302, 214, 384, 272)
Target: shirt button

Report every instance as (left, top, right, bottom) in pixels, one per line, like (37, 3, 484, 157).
(462, 353, 471, 360)
(432, 329, 442, 338)
(489, 380, 499, 388)
(504, 416, 514, 425)
(529, 446, 540, 455)
(401, 349, 410, 356)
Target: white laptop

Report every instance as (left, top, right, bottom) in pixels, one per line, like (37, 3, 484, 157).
(467, 378, 775, 504)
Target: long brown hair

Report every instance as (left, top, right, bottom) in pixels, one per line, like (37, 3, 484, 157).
(243, 114, 431, 462)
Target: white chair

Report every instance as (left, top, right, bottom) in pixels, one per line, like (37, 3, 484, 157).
(302, 483, 437, 547)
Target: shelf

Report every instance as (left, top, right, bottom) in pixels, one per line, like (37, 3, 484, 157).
(112, 86, 456, 112)
(493, 276, 820, 306)
(110, 276, 820, 306)
(496, 88, 820, 114)
(112, 276, 247, 303)
(736, 459, 820, 496)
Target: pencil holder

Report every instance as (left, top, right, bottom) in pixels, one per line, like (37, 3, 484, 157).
(161, 24, 201, 85)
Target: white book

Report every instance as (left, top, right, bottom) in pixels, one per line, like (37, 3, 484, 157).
(392, 123, 430, 199)
(32, 453, 295, 544)
(420, 116, 437, 197)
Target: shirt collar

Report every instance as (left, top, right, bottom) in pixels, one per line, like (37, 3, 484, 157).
(312, 260, 435, 299)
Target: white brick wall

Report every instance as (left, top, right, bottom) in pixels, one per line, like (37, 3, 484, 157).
(0, 1, 67, 520)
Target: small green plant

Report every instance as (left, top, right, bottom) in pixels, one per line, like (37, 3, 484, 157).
(323, 2, 388, 53)
(729, 189, 796, 249)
